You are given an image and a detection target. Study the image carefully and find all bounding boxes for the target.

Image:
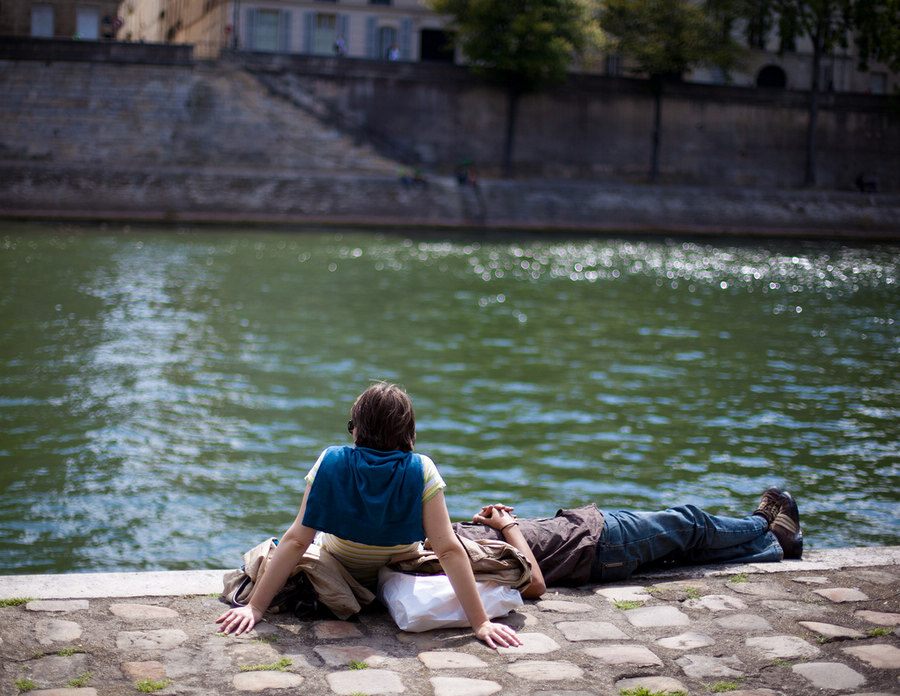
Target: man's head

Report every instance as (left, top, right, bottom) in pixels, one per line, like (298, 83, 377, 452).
(349, 382, 416, 452)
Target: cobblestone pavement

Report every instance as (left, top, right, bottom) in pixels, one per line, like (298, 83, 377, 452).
(1, 548, 898, 696)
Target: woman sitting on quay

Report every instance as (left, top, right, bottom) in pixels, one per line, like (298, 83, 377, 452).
(216, 382, 522, 649)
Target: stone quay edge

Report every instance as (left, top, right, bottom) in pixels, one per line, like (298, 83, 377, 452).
(1, 546, 898, 696)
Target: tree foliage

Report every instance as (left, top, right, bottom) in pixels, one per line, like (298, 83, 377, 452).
(597, 0, 742, 182)
(731, 0, 900, 75)
(599, 0, 743, 79)
(728, 1, 900, 185)
(848, 0, 900, 71)
(427, 0, 600, 94)
(427, 0, 601, 177)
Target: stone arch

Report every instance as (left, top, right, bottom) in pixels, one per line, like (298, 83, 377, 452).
(757, 65, 787, 88)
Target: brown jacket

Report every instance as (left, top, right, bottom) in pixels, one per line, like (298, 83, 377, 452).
(222, 535, 531, 620)
(387, 535, 533, 590)
(221, 538, 375, 620)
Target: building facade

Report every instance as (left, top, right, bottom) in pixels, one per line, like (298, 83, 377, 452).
(687, 37, 896, 95)
(1, 0, 122, 39)
(116, 0, 455, 61)
(2, 0, 894, 94)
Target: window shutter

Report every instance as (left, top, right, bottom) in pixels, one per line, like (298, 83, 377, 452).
(399, 17, 412, 60)
(280, 10, 292, 52)
(245, 8, 257, 50)
(303, 12, 314, 53)
(338, 14, 350, 46)
(365, 16, 377, 58)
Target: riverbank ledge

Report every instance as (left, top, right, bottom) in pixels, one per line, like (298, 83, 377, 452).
(3, 166, 900, 239)
(2, 546, 898, 695)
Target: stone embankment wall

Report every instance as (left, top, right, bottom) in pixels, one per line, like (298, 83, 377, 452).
(241, 53, 899, 192)
(1, 46, 898, 236)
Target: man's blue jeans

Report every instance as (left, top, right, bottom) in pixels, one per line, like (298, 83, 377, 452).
(589, 504, 783, 583)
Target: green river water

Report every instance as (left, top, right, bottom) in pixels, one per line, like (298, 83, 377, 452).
(1, 223, 897, 573)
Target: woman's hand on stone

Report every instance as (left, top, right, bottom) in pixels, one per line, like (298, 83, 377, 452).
(473, 619, 522, 649)
(216, 605, 262, 636)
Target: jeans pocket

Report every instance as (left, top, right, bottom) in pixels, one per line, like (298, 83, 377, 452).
(597, 558, 637, 583)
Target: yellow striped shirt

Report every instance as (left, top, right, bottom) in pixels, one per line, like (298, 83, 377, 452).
(304, 449, 446, 583)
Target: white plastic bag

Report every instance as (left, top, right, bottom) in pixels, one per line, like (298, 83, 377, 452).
(377, 566, 523, 632)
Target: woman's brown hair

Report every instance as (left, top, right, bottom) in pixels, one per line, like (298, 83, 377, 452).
(349, 382, 416, 452)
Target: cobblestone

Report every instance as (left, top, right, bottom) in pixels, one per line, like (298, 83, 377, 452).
(25, 600, 89, 613)
(792, 661, 867, 690)
(108, 603, 179, 620)
(34, 618, 82, 645)
(506, 659, 584, 681)
(555, 620, 630, 642)
(815, 587, 871, 602)
(799, 620, 867, 639)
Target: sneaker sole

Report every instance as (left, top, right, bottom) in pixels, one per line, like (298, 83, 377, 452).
(775, 491, 803, 559)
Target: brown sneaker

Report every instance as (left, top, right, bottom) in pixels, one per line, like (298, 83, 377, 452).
(771, 491, 803, 559)
(753, 487, 785, 526)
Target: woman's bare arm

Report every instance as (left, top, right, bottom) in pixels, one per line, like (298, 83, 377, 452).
(422, 491, 522, 649)
(216, 487, 317, 635)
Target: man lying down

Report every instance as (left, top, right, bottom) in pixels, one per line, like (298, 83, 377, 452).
(454, 487, 802, 598)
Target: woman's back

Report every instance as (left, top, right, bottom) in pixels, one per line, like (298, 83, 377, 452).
(304, 445, 446, 583)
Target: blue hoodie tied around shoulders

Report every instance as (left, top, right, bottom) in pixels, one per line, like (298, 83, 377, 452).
(302, 445, 425, 546)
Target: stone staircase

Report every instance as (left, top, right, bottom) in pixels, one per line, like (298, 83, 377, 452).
(0, 59, 399, 175)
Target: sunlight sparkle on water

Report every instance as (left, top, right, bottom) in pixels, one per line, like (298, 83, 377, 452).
(362, 238, 896, 295)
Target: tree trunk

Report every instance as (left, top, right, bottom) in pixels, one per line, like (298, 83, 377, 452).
(650, 75, 663, 183)
(502, 86, 520, 179)
(804, 22, 824, 187)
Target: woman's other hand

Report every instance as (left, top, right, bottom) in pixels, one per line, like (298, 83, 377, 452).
(473, 619, 522, 649)
(216, 605, 262, 636)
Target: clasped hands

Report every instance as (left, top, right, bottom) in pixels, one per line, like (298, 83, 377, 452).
(472, 502, 517, 530)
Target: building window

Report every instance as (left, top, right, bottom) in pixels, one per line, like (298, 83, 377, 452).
(708, 66, 727, 85)
(31, 4, 54, 37)
(314, 14, 337, 55)
(869, 72, 887, 95)
(255, 9, 281, 50)
(377, 25, 397, 59)
(370, 0, 392, 5)
(420, 29, 454, 62)
(76, 6, 100, 39)
(605, 53, 622, 77)
(246, 8, 292, 52)
(820, 63, 834, 91)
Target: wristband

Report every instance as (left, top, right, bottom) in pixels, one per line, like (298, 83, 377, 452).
(500, 522, 519, 533)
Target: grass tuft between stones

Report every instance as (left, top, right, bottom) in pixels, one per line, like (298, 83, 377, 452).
(620, 688, 687, 696)
(67, 672, 92, 688)
(136, 678, 172, 692)
(239, 657, 292, 672)
(14, 679, 37, 693)
(0, 597, 36, 607)
(867, 627, 893, 637)
(347, 660, 369, 670)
